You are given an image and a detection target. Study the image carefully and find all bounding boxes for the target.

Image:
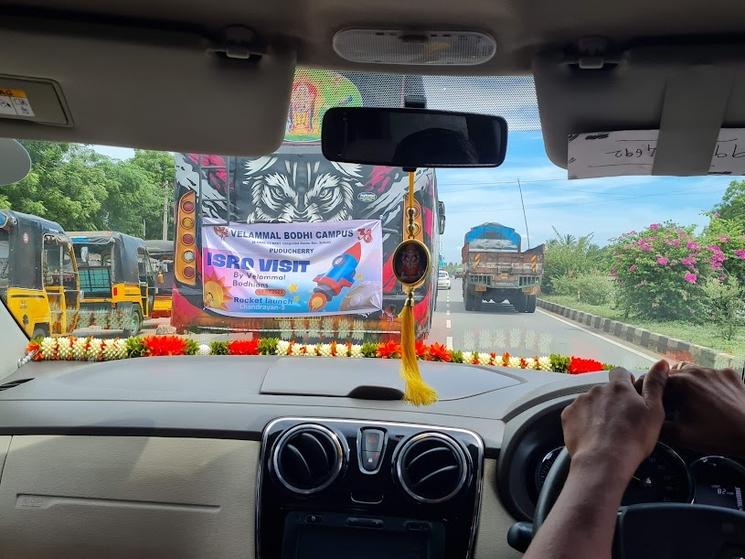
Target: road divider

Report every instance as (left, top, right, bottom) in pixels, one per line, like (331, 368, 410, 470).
(538, 298, 739, 369)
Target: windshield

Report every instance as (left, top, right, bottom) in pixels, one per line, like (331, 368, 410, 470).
(3, 69, 743, 374)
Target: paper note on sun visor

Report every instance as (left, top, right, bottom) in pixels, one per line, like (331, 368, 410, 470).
(568, 129, 745, 179)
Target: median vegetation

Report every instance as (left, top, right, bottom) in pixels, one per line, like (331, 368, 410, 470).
(542, 180, 745, 359)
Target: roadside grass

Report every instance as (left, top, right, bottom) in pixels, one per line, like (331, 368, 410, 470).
(541, 294, 745, 360)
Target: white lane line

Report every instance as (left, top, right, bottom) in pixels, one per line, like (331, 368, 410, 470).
(446, 336, 453, 349)
(537, 309, 656, 362)
(446, 319, 452, 329)
(446, 310, 450, 316)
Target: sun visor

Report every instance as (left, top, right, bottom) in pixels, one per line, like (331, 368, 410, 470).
(533, 44, 745, 177)
(0, 18, 296, 156)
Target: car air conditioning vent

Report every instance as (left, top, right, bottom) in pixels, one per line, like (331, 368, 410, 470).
(272, 424, 345, 494)
(396, 432, 469, 503)
(0, 378, 33, 391)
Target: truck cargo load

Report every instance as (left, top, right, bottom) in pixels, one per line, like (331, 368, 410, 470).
(461, 222, 544, 312)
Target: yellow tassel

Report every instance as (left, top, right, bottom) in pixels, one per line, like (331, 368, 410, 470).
(399, 292, 437, 406)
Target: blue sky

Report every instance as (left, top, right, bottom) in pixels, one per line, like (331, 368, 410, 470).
(94, 133, 734, 263)
(436, 130, 734, 263)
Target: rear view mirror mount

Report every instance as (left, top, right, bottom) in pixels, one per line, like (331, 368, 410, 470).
(322, 107, 507, 169)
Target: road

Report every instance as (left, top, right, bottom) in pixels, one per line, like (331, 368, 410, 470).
(427, 278, 662, 371)
(78, 278, 662, 370)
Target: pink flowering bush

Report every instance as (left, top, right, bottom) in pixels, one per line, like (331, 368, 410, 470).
(611, 222, 710, 321)
(701, 215, 745, 286)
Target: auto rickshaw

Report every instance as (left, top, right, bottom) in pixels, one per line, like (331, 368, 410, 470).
(69, 231, 156, 336)
(0, 210, 80, 338)
(144, 239, 174, 318)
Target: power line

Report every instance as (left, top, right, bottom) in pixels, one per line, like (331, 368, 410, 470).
(517, 178, 531, 249)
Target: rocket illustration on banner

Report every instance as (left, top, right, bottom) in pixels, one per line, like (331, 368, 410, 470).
(308, 242, 362, 311)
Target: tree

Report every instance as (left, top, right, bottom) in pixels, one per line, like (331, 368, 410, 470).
(715, 179, 745, 228)
(130, 150, 176, 240)
(543, 227, 609, 293)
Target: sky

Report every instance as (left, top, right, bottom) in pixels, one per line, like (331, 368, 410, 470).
(435, 131, 733, 262)
(91, 74, 735, 263)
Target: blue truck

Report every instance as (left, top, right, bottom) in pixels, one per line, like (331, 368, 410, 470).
(460, 223, 544, 312)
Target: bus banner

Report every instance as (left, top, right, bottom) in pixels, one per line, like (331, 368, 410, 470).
(201, 220, 383, 317)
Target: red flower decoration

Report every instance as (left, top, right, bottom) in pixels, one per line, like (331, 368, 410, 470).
(330, 341, 338, 357)
(377, 340, 401, 359)
(142, 335, 188, 356)
(428, 343, 451, 362)
(415, 341, 428, 359)
(228, 339, 260, 355)
(26, 341, 41, 361)
(568, 356, 604, 374)
(502, 352, 510, 367)
(519, 357, 529, 369)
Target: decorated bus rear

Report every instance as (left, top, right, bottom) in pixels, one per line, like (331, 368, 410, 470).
(170, 68, 442, 340)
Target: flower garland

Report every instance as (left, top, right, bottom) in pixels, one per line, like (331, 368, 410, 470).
(24, 335, 613, 374)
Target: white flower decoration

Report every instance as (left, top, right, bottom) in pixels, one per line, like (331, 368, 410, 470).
(538, 356, 552, 371)
(39, 337, 58, 360)
(276, 340, 291, 356)
(477, 353, 493, 366)
(508, 356, 522, 368)
(349, 344, 363, 358)
(318, 343, 333, 357)
(197, 344, 211, 356)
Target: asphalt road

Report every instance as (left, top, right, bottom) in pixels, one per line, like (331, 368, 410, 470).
(427, 278, 662, 371)
(79, 278, 662, 370)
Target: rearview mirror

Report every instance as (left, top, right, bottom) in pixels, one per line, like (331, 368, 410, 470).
(322, 107, 507, 168)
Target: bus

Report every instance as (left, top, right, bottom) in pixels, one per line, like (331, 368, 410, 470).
(170, 69, 444, 341)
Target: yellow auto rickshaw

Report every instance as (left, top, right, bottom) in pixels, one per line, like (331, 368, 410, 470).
(69, 231, 156, 336)
(0, 210, 80, 338)
(144, 239, 174, 318)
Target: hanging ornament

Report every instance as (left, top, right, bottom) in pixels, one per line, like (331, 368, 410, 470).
(392, 170, 437, 406)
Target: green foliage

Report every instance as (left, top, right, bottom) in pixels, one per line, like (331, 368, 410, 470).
(125, 337, 146, 358)
(450, 350, 464, 363)
(715, 179, 745, 230)
(361, 341, 379, 358)
(702, 276, 744, 341)
(184, 339, 199, 356)
(210, 341, 228, 355)
(259, 337, 279, 355)
(543, 228, 609, 294)
(552, 272, 615, 306)
(2, 141, 175, 239)
(549, 354, 569, 373)
(610, 222, 710, 321)
(700, 214, 745, 286)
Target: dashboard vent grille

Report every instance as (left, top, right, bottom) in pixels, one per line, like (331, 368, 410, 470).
(272, 424, 344, 494)
(396, 432, 469, 503)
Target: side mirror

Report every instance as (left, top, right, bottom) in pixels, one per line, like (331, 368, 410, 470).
(0, 139, 31, 185)
(438, 200, 446, 234)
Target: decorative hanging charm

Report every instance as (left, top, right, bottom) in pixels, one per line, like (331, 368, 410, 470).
(391, 170, 438, 406)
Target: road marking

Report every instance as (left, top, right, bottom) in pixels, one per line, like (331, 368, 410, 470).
(446, 336, 453, 349)
(446, 319, 451, 329)
(537, 309, 656, 362)
(446, 310, 450, 316)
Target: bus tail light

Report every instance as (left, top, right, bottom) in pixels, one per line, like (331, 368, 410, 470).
(175, 191, 197, 286)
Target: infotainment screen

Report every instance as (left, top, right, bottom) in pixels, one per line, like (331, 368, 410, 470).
(281, 512, 445, 559)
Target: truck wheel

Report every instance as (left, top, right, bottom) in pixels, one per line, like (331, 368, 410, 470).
(523, 294, 537, 313)
(511, 295, 524, 312)
(122, 308, 143, 337)
(31, 325, 49, 340)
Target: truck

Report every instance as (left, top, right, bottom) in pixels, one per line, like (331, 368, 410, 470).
(461, 222, 544, 312)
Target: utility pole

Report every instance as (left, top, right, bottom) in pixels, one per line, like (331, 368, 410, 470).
(161, 178, 169, 241)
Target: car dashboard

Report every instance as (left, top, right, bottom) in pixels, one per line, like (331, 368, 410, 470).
(0, 356, 741, 558)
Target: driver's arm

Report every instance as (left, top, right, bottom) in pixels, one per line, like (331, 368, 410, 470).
(523, 361, 669, 559)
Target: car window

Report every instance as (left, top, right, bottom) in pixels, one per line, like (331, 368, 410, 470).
(3, 68, 743, 373)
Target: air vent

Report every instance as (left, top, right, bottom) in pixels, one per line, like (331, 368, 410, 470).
(272, 424, 345, 494)
(395, 432, 469, 503)
(0, 378, 33, 391)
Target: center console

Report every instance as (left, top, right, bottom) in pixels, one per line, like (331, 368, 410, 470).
(257, 418, 484, 559)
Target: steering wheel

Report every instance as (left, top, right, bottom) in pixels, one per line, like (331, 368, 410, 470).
(533, 447, 745, 558)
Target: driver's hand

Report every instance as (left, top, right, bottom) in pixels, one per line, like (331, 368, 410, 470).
(561, 360, 669, 479)
(662, 365, 745, 460)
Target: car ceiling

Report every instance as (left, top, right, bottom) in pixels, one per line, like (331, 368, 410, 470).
(1, 0, 744, 162)
(5, 0, 745, 74)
